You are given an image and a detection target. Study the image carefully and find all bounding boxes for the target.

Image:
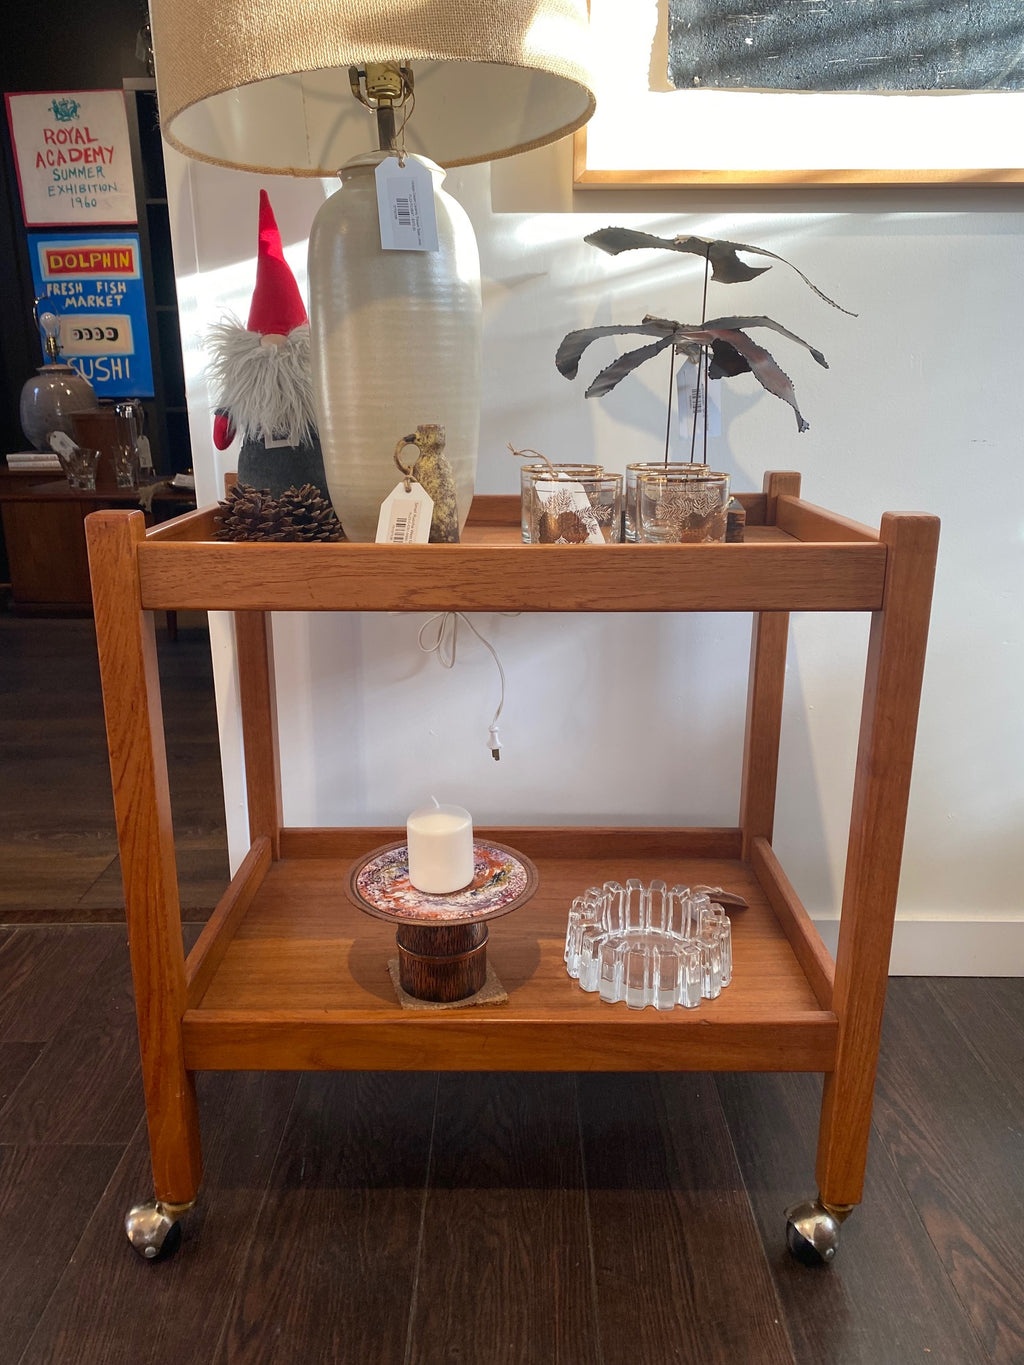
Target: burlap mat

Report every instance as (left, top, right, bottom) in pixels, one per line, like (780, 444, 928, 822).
(387, 959, 508, 1010)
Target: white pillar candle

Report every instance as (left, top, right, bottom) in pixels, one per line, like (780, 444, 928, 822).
(406, 801, 475, 895)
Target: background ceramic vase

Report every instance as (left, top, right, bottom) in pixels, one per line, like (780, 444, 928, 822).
(308, 151, 481, 543)
(20, 362, 99, 451)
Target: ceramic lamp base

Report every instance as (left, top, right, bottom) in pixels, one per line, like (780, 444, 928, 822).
(308, 152, 481, 542)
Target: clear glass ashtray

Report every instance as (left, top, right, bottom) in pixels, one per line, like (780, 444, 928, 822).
(564, 879, 733, 1011)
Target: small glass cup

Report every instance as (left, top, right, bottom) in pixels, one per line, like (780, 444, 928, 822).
(637, 469, 730, 544)
(520, 463, 603, 543)
(518, 462, 550, 542)
(59, 445, 100, 491)
(625, 461, 711, 542)
(524, 468, 622, 544)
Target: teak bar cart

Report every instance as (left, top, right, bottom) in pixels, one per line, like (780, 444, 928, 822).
(85, 472, 939, 1264)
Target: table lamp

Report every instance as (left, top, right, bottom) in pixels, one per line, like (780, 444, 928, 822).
(148, 0, 596, 540)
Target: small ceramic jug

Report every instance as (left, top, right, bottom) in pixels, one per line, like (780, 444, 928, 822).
(394, 425, 460, 543)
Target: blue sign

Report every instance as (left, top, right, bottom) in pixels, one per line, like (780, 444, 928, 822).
(28, 231, 154, 398)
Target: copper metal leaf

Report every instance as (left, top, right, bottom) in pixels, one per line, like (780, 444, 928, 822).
(707, 338, 749, 378)
(584, 228, 767, 282)
(555, 321, 677, 380)
(583, 335, 679, 398)
(558, 313, 823, 428)
(699, 315, 828, 368)
(583, 228, 855, 315)
(686, 326, 811, 432)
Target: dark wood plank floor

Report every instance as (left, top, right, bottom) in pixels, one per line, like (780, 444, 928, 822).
(0, 616, 229, 924)
(1, 615, 1022, 1364)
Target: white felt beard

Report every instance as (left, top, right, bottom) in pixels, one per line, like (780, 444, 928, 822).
(206, 320, 318, 445)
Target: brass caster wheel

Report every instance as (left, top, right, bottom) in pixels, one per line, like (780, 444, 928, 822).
(784, 1195, 852, 1266)
(125, 1200, 191, 1261)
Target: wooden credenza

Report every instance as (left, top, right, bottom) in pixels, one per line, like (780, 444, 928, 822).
(0, 472, 195, 611)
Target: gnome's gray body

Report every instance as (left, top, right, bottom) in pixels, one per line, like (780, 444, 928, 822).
(237, 428, 329, 501)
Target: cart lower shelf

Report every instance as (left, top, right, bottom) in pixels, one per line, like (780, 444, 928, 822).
(182, 827, 838, 1074)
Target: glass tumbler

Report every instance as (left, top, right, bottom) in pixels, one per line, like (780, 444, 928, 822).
(58, 445, 101, 491)
(625, 461, 711, 542)
(519, 463, 603, 543)
(637, 469, 730, 544)
(524, 468, 622, 544)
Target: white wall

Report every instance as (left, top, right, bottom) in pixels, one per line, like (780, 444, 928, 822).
(162, 130, 1024, 975)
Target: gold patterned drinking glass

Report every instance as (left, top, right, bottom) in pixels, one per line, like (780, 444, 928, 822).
(520, 463, 604, 543)
(625, 461, 711, 542)
(637, 469, 730, 544)
(524, 468, 622, 544)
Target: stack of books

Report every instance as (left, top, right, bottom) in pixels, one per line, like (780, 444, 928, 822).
(6, 451, 63, 473)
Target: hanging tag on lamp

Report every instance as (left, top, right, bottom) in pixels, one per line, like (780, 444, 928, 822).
(375, 158, 439, 252)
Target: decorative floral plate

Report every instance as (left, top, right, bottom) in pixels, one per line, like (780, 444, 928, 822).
(346, 840, 538, 924)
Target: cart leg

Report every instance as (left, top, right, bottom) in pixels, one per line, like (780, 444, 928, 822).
(86, 511, 204, 1257)
(739, 472, 799, 858)
(801, 513, 939, 1258)
(235, 609, 283, 855)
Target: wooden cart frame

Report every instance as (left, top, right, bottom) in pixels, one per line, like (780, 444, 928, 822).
(85, 471, 939, 1257)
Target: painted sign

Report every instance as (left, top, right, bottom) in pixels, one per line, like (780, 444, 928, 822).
(29, 232, 154, 398)
(5, 90, 138, 227)
(668, 0, 1024, 92)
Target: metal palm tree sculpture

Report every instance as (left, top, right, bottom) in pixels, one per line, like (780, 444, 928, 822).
(556, 229, 854, 460)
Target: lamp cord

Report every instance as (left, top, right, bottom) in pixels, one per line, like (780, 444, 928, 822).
(417, 612, 511, 760)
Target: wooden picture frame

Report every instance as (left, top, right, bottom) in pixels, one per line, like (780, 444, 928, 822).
(574, 0, 1024, 189)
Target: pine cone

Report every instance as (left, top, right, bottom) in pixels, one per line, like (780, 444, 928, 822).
(214, 483, 345, 543)
(275, 484, 346, 542)
(214, 484, 292, 541)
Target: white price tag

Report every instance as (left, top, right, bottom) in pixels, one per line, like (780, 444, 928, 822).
(48, 431, 78, 458)
(374, 157, 439, 252)
(375, 481, 434, 544)
(677, 363, 721, 439)
(136, 435, 154, 471)
(534, 478, 604, 545)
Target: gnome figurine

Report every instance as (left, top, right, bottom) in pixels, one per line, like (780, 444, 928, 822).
(206, 191, 329, 501)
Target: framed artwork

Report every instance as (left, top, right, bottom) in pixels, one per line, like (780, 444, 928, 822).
(5, 90, 139, 227)
(574, 0, 1024, 187)
(27, 232, 154, 398)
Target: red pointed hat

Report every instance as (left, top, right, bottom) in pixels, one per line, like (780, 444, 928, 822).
(246, 190, 308, 336)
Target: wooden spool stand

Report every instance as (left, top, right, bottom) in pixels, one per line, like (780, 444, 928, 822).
(395, 921, 489, 1002)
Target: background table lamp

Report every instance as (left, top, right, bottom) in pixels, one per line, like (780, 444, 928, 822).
(148, 0, 596, 539)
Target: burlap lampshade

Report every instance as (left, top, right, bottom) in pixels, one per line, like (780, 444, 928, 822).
(150, 0, 596, 173)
